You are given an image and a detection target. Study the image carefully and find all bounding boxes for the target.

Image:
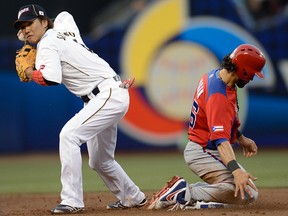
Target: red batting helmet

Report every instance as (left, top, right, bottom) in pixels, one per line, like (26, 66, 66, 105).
(230, 44, 266, 81)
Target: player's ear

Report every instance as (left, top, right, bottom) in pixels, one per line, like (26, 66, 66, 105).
(41, 19, 49, 29)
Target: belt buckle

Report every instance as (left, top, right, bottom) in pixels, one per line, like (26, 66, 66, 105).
(113, 75, 121, 82)
(81, 86, 100, 103)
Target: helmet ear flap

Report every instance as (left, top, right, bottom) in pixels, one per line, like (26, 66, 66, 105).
(242, 68, 248, 78)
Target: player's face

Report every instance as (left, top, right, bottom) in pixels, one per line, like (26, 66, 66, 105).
(19, 19, 48, 44)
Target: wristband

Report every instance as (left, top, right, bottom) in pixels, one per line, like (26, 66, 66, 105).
(227, 160, 240, 173)
(236, 130, 242, 138)
(32, 70, 48, 86)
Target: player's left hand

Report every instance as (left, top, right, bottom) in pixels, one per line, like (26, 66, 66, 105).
(237, 135, 258, 157)
(15, 44, 37, 82)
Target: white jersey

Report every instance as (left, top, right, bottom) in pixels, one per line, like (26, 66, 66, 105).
(35, 12, 116, 97)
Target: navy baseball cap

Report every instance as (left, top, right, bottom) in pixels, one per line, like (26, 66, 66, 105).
(14, 4, 48, 29)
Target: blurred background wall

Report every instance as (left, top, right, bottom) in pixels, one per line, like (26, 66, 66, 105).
(1, 0, 288, 153)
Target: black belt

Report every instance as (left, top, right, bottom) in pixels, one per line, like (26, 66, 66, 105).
(81, 87, 100, 103)
(81, 75, 121, 103)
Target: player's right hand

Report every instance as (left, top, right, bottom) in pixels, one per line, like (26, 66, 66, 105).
(17, 29, 25, 42)
(232, 169, 258, 200)
(119, 78, 135, 89)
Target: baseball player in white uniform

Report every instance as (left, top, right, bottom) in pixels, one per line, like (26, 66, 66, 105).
(14, 4, 146, 214)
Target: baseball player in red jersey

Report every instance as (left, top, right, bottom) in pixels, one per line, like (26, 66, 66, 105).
(147, 44, 266, 210)
(14, 4, 145, 214)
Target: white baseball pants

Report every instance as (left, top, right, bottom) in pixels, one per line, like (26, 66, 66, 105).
(58, 79, 145, 207)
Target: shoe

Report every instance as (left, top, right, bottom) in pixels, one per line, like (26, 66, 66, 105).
(168, 201, 232, 211)
(51, 204, 84, 214)
(147, 176, 187, 210)
(106, 200, 127, 210)
(107, 198, 147, 209)
(185, 201, 232, 209)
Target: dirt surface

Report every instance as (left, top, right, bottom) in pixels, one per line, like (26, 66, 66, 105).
(0, 189, 287, 216)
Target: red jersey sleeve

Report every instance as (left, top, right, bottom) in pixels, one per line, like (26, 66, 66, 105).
(206, 93, 235, 143)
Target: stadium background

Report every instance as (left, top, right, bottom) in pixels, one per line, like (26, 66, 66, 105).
(0, 0, 288, 154)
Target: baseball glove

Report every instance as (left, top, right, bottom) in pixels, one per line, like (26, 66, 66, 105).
(15, 44, 36, 82)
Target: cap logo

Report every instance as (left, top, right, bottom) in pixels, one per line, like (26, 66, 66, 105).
(39, 11, 44, 16)
(18, 7, 29, 19)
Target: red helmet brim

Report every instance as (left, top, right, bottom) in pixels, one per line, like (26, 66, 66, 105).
(255, 71, 264, 79)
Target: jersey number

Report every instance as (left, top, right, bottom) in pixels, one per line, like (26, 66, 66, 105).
(189, 100, 199, 129)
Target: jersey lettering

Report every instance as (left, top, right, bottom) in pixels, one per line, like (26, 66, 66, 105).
(189, 100, 199, 128)
(56, 32, 93, 53)
(56, 32, 76, 40)
(189, 78, 204, 128)
(196, 78, 204, 99)
(56, 32, 67, 40)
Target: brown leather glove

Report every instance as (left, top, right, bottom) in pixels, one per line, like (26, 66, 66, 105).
(15, 44, 36, 82)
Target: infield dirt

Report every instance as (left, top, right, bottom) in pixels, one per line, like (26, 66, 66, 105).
(0, 188, 287, 216)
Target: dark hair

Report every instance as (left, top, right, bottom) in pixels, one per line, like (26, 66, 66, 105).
(38, 16, 54, 30)
(221, 54, 237, 72)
